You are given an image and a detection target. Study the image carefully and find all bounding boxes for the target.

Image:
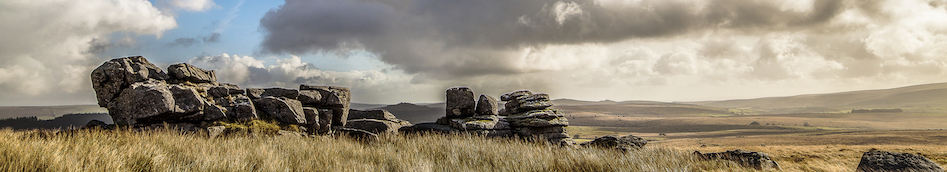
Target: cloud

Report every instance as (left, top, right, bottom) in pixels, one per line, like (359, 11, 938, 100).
(0, 0, 177, 105)
(186, 53, 437, 103)
(165, 33, 222, 47)
(256, 0, 947, 102)
(156, 0, 217, 12)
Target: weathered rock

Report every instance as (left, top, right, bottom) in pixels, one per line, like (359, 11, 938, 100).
(446, 87, 476, 118)
(169, 85, 206, 114)
(91, 56, 169, 107)
(508, 109, 563, 119)
(344, 119, 402, 134)
(208, 85, 243, 98)
(206, 126, 226, 138)
(84, 120, 108, 129)
(298, 90, 322, 105)
(299, 85, 350, 128)
(475, 95, 499, 116)
(695, 149, 780, 170)
(500, 90, 532, 101)
(399, 123, 459, 134)
(515, 93, 549, 102)
(508, 116, 569, 127)
(449, 117, 510, 130)
(227, 95, 258, 120)
(247, 88, 299, 99)
(303, 107, 320, 134)
(167, 63, 216, 83)
(106, 81, 175, 125)
(581, 135, 648, 152)
(317, 109, 333, 134)
(505, 100, 553, 113)
(348, 109, 398, 121)
(856, 150, 944, 172)
(338, 128, 378, 141)
(202, 104, 227, 121)
(253, 97, 306, 124)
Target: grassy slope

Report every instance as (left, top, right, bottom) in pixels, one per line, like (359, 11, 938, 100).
(689, 82, 947, 112)
(0, 128, 750, 172)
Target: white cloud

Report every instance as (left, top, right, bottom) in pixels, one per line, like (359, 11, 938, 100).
(157, 0, 217, 12)
(0, 0, 176, 105)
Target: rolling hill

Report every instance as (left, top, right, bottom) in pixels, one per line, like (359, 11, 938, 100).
(688, 82, 947, 114)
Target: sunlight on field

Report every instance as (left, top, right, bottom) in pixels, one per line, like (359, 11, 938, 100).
(0, 128, 752, 172)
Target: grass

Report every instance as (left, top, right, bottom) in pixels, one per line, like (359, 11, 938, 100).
(0, 127, 753, 172)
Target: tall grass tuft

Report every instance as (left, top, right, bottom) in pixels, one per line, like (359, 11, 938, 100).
(0, 127, 748, 172)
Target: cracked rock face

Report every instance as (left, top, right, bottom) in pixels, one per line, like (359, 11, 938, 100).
(446, 87, 476, 118)
(91, 56, 169, 107)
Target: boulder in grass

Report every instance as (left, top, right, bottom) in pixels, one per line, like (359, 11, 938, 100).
(581, 135, 648, 152)
(856, 150, 944, 172)
(344, 119, 402, 134)
(694, 149, 780, 170)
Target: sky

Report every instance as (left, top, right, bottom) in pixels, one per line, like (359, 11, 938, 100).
(1, 0, 946, 106)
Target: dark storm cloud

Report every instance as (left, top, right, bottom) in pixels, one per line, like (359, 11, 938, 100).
(259, 0, 847, 78)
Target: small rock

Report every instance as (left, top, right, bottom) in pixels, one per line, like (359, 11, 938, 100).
(581, 135, 648, 152)
(856, 150, 944, 172)
(446, 87, 476, 118)
(475, 95, 498, 116)
(206, 126, 226, 138)
(338, 128, 378, 141)
(695, 149, 780, 170)
(399, 123, 459, 134)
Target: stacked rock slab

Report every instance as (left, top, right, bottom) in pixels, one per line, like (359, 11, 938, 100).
(415, 87, 574, 144)
(501, 90, 575, 145)
(344, 109, 412, 135)
(90, 56, 361, 136)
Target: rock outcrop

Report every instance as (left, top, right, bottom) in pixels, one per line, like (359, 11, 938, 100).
(90, 56, 380, 136)
(856, 150, 944, 172)
(695, 149, 781, 170)
(344, 109, 411, 135)
(407, 87, 575, 145)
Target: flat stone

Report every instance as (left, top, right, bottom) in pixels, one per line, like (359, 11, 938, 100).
(345, 119, 402, 135)
(508, 116, 569, 127)
(508, 109, 563, 119)
(247, 88, 299, 99)
(253, 97, 306, 124)
(500, 90, 532, 101)
(298, 90, 322, 105)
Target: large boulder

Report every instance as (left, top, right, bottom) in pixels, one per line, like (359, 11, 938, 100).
(446, 87, 476, 118)
(856, 150, 944, 172)
(581, 135, 648, 152)
(91, 56, 169, 107)
(253, 97, 306, 124)
(344, 119, 403, 134)
(475, 95, 499, 116)
(226, 94, 258, 120)
(695, 149, 780, 170)
(169, 85, 206, 115)
(106, 80, 175, 125)
(298, 90, 322, 105)
(299, 85, 350, 128)
(167, 63, 216, 83)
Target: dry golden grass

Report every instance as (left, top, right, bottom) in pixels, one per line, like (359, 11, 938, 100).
(0, 128, 754, 172)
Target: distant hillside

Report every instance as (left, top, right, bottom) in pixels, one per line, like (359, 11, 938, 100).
(0, 105, 107, 119)
(372, 103, 444, 124)
(0, 113, 112, 130)
(689, 82, 947, 113)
